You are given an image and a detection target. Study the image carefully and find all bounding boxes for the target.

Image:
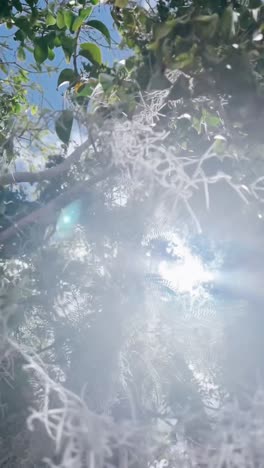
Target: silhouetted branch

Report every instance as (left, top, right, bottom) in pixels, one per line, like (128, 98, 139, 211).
(0, 166, 114, 245)
(0, 139, 89, 187)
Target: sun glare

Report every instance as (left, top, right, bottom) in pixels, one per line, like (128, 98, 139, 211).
(62, 215, 71, 224)
(158, 237, 214, 295)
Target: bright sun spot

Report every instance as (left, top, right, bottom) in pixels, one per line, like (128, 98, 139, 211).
(63, 215, 71, 224)
(158, 237, 214, 295)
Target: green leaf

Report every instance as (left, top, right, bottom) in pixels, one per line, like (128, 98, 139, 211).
(13, 0, 23, 12)
(6, 21, 14, 29)
(55, 110, 73, 144)
(79, 6, 92, 20)
(14, 17, 29, 32)
(76, 83, 96, 97)
(72, 16, 84, 32)
(79, 42, 102, 65)
(48, 48, 55, 60)
(57, 68, 77, 88)
(17, 46, 26, 61)
(64, 10, 75, 30)
(57, 10, 65, 29)
(30, 105, 38, 115)
(19, 69, 28, 81)
(99, 73, 114, 92)
(45, 31, 56, 48)
(61, 36, 76, 63)
(25, 0, 35, 6)
(14, 102, 21, 114)
(202, 110, 221, 128)
(91, 0, 99, 5)
(14, 29, 26, 43)
(115, 0, 128, 7)
(220, 6, 234, 40)
(194, 14, 219, 39)
(249, 0, 262, 7)
(0, 63, 8, 74)
(46, 12, 56, 26)
(87, 20, 111, 45)
(169, 43, 197, 70)
(63, 49, 71, 63)
(54, 34, 62, 47)
(153, 19, 177, 42)
(34, 41, 48, 64)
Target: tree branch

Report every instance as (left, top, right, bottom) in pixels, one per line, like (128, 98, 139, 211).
(0, 166, 114, 245)
(0, 139, 89, 187)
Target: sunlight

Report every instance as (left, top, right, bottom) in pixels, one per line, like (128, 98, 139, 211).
(62, 215, 71, 224)
(158, 238, 214, 295)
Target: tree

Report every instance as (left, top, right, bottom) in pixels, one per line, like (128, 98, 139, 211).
(1, 0, 264, 467)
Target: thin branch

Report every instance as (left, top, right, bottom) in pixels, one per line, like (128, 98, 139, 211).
(36, 342, 56, 355)
(1, 61, 60, 74)
(0, 166, 114, 245)
(0, 139, 89, 187)
(73, 29, 81, 75)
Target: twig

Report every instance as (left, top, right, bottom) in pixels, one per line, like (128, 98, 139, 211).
(36, 342, 56, 355)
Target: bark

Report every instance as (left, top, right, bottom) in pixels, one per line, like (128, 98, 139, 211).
(0, 139, 89, 187)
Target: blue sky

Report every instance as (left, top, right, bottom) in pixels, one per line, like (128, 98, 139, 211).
(0, 3, 132, 189)
(0, 4, 131, 110)
(29, 5, 131, 109)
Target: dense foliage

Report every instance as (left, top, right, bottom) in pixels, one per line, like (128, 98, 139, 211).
(1, 0, 264, 466)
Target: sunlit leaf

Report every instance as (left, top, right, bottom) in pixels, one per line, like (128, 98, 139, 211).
(87, 20, 111, 45)
(115, 0, 129, 8)
(30, 105, 38, 115)
(55, 110, 73, 144)
(202, 110, 221, 128)
(63, 49, 72, 63)
(48, 47, 55, 60)
(72, 16, 84, 32)
(64, 10, 75, 30)
(46, 12, 56, 26)
(79, 42, 102, 65)
(57, 10, 65, 29)
(53, 35, 62, 47)
(79, 6, 92, 20)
